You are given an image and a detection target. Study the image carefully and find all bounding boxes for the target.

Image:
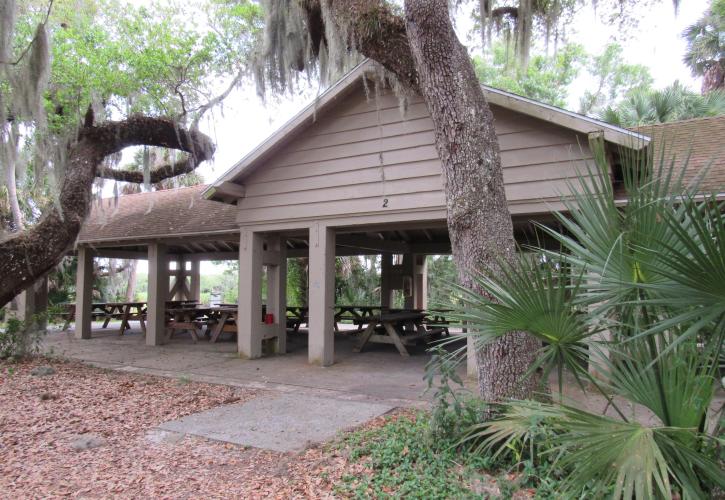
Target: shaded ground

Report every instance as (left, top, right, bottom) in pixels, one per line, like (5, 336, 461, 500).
(0, 358, 368, 499)
(43, 323, 445, 406)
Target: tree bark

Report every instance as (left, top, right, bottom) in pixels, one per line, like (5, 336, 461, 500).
(402, 0, 540, 401)
(298, 0, 540, 401)
(0, 116, 214, 307)
(2, 123, 24, 231)
(125, 259, 138, 301)
(292, 0, 540, 399)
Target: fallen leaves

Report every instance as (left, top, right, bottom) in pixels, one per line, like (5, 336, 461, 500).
(0, 357, 377, 499)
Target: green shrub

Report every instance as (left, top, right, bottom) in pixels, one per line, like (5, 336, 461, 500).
(0, 315, 45, 359)
(450, 144, 725, 499)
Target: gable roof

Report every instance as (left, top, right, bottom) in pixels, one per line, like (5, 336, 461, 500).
(634, 116, 725, 195)
(78, 185, 239, 245)
(204, 59, 650, 202)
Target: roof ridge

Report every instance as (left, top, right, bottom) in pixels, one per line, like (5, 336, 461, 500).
(96, 183, 209, 202)
(632, 115, 725, 130)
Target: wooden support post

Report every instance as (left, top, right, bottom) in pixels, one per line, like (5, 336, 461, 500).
(265, 235, 287, 354)
(380, 252, 392, 309)
(75, 247, 94, 340)
(238, 230, 263, 358)
(308, 223, 335, 366)
(146, 243, 168, 346)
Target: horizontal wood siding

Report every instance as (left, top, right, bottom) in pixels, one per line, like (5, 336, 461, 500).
(237, 84, 593, 224)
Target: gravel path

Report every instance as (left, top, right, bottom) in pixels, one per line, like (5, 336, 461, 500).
(0, 358, 366, 499)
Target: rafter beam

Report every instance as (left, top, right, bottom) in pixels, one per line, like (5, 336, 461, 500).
(336, 235, 409, 254)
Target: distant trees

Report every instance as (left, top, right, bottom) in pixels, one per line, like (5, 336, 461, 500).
(473, 42, 586, 107)
(600, 80, 725, 127)
(0, 0, 262, 307)
(683, 0, 724, 93)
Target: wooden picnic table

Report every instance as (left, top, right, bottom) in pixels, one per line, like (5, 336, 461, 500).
(353, 311, 445, 357)
(60, 303, 108, 331)
(61, 301, 147, 335)
(165, 305, 212, 343)
(334, 305, 380, 331)
(423, 309, 453, 336)
(206, 306, 239, 343)
(286, 306, 308, 332)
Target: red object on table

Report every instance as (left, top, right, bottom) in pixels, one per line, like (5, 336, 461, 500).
(264, 313, 274, 324)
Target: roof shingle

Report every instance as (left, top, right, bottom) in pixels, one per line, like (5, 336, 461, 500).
(78, 185, 238, 244)
(634, 115, 725, 194)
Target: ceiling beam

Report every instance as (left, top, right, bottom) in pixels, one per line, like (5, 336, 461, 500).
(89, 249, 148, 260)
(336, 235, 410, 254)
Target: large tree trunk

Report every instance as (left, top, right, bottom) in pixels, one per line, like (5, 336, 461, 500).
(403, 0, 540, 401)
(301, 0, 540, 401)
(125, 260, 138, 302)
(0, 116, 214, 307)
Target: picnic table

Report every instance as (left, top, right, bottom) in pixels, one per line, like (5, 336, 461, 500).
(286, 306, 308, 332)
(165, 305, 210, 343)
(206, 306, 239, 343)
(61, 301, 147, 335)
(423, 309, 453, 336)
(353, 311, 446, 357)
(334, 305, 380, 332)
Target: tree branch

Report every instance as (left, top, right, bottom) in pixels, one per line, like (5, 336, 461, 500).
(97, 154, 197, 184)
(190, 68, 246, 130)
(300, 0, 420, 91)
(0, 116, 214, 307)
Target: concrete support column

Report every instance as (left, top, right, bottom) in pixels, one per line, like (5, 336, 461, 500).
(264, 234, 287, 354)
(146, 243, 168, 346)
(413, 255, 428, 310)
(401, 253, 415, 310)
(169, 257, 185, 300)
(308, 223, 335, 366)
(238, 229, 263, 358)
(380, 253, 392, 309)
(189, 258, 201, 302)
(9, 276, 49, 333)
(75, 247, 94, 339)
(467, 335, 477, 378)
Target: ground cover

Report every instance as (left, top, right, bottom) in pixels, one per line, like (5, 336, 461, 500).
(0, 358, 356, 498)
(0, 357, 555, 499)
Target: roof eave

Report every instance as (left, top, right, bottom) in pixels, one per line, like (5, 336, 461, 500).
(482, 86, 651, 148)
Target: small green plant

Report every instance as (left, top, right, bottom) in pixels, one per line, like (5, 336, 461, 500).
(177, 374, 192, 385)
(0, 314, 46, 360)
(424, 345, 487, 444)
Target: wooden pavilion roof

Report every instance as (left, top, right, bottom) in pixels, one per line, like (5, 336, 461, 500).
(78, 185, 239, 245)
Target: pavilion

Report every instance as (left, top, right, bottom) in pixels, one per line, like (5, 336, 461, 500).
(73, 60, 667, 374)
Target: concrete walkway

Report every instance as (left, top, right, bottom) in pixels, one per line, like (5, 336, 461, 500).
(157, 393, 395, 452)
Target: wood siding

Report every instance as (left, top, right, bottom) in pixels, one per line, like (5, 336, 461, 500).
(237, 83, 593, 225)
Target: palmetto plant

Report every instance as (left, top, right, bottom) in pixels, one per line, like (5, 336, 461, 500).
(450, 141, 725, 498)
(600, 81, 725, 127)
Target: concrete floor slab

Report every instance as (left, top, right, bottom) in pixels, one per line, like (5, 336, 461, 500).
(158, 393, 394, 452)
(43, 324, 445, 405)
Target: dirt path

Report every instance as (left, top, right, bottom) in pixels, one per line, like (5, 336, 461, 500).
(0, 358, 363, 499)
